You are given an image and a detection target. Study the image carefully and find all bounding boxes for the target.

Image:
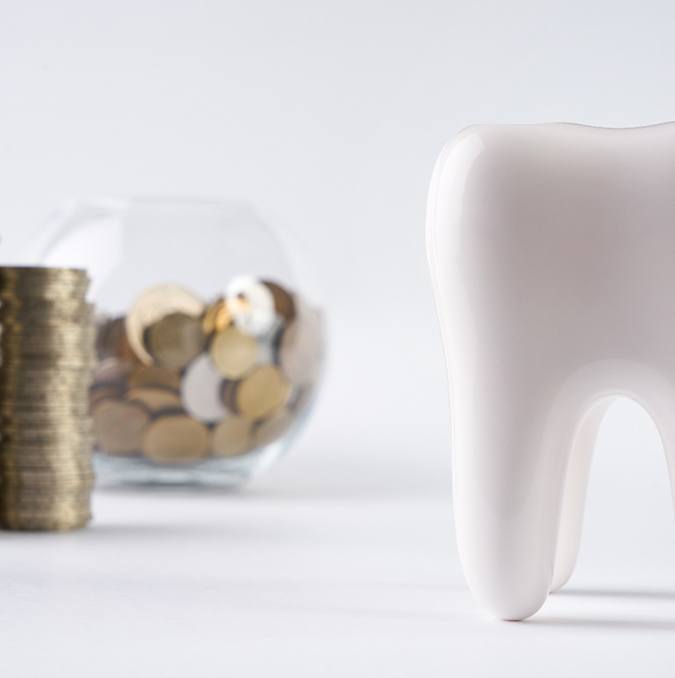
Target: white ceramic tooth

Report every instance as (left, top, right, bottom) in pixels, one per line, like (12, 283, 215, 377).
(426, 123, 675, 620)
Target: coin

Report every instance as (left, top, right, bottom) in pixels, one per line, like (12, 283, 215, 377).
(0, 453, 93, 471)
(261, 280, 296, 323)
(181, 354, 226, 422)
(211, 416, 252, 457)
(90, 382, 126, 406)
(1, 428, 93, 445)
(0, 306, 93, 327)
(0, 486, 93, 502)
(144, 311, 206, 369)
(93, 357, 132, 384)
(0, 265, 87, 280)
(236, 365, 291, 419)
(125, 284, 204, 365)
(87, 278, 320, 473)
(0, 511, 91, 532)
(0, 476, 95, 492)
(0, 266, 94, 532)
(279, 302, 324, 385)
(126, 364, 182, 391)
(209, 326, 258, 379)
(0, 404, 91, 419)
(96, 316, 138, 362)
(0, 353, 95, 369)
(0, 283, 90, 302)
(141, 415, 210, 463)
(252, 409, 295, 447)
(202, 298, 232, 335)
(0, 454, 92, 474)
(127, 386, 182, 413)
(92, 399, 149, 454)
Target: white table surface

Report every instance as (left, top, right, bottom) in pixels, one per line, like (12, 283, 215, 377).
(2, 434, 675, 678)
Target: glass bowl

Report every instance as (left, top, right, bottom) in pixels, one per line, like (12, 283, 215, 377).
(33, 198, 324, 487)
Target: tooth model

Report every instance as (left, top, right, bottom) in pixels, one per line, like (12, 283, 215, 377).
(426, 123, 675, 621)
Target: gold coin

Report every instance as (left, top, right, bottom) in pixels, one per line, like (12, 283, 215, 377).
(0, 298, 92, 313)
(93, 357, 132, 384)
(0, 456, 93, 470)
(1, 330, 95, 345)
(1, 447, 92, 461)
(1, 478, 95, 493)
(125, 284, 204, 365)
(0, 267, 95, 532)
(0, 510, 92, 528)
(202, 298, 233, 335)
(261, 280, 296, 323)
(0, 404, 91, 418)
(236, 365, 291, 419)
(278, 302, 324, 386)
(144, 311, 205, 369)
(209, 326, 258, 379)
(92, 399, 149, 454)
(0, 455, 93, 472)
(0, 364, 95, 378)
(90, 382, 126, 406)
(0, 265, 87, 279)
(0, 353, 95, 369)
(141, 415, 210, 463)
(0, 294, 90, 310)
(127, 386, 182, 413)
(0, 307, 93, 327)
(0, 486, 92, 502)
(0, 511, 91, 532)
(211, 416, 252, 457)
(252, 409, 295, 447)
(1, 338, 95, 351)
(0, 429, 93, 445)
(0, 275, 88, 288)
(0, 283, 90, 301)
(0, 385, 93, 402)
(0, 417, 90, 432)
(0, 491, 91, 505)
(0, 268, 87, 284)
(95, 316, 139, 362)
(0, 454, 92, 470)
(0, 422, 90, 433)
(127, 364, 181, 391)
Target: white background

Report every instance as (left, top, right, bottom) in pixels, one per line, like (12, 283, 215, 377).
(2, 1, 675, 675)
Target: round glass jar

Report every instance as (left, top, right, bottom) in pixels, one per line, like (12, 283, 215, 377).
(34, 198, 324, 486)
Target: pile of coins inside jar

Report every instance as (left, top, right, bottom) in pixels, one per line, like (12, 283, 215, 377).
(0, 266, 95, 531)
(91, 276, 323, 466)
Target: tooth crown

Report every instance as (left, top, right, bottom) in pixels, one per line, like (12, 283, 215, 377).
(426, 123, 675, 621)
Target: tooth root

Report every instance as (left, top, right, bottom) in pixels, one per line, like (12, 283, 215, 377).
(452, 373, 576, 621)
(551, 400, 612, 593)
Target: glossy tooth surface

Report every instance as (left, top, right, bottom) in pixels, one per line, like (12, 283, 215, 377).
(427, 123, 675, 620)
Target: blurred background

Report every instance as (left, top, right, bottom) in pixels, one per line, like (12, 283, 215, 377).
(3, 0, 675, 518)
(3, 3, 675, 673)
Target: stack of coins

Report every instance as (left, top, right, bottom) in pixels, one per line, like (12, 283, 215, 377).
(0, 266, 95, 531)
(92, 276, 323, 466)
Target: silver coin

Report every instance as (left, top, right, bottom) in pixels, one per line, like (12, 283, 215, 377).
(180, 354, 226, 422)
